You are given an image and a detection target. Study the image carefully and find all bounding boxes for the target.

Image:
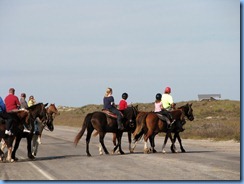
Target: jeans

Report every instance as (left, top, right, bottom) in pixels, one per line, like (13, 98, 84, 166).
(108, 107, 122, 126)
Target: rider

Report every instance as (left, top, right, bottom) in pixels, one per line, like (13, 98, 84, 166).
(154, 93, 173, 129)
(161, 87, 184, 131)
(161, 87, 175, 111)
(4, 88, 21, 135)
(103, 88, 124, 130)
(27, 95, 41, 135)
(20, 93, 28, 109)
(118, 93, 128, 111)
(28, 95, 36, 107)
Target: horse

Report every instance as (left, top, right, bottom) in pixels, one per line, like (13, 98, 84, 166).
(74, 106, 138, 156)
(0, 109, 30, 162)
(133, 103, 194, 154)
(162, 103, 194, 153)
(11, 103, 48, 161)
(32, 104, 59, 156)
(132, 111, 175, 153)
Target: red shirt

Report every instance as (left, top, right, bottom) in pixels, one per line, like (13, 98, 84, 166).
(119, 99, 128, 110)
(4, 94, 20, 112)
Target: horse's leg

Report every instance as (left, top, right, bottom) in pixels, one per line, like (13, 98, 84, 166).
(12, 136, 22, 161)
(143, 139, 149, 154)
(4, 137, 15, 162)
(6, 147, 14, 162)
(117, 132, 124, 155)
(27, 135, 35, 159)
(143, 130, 153, 154)
(85, 129, 93, 157)
(162, 133, 168, 153)
(112, 133, 119, 154)
(131, 140, 138, 153)
(99, 143, 103, 155)
(32, 135, 38, 156)
(128, 132, 133, 153)
(168, 133, 177, 153)
(175, 132, 185, 152)
(169, 133, 178, 153)
(99, 132, 109, 155)
(149, 134, 157, 153)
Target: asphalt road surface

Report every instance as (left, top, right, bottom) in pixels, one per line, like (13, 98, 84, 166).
(0, 126, 240, 181)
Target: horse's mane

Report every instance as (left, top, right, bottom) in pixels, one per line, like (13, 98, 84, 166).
(26, 103, 42, 110)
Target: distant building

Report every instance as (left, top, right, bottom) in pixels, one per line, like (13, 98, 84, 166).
(198, 94, 221, 101)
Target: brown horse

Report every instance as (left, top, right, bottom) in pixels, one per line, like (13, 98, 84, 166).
(74, 106, 138, 156)
(32, 104, 60, 156)
(162, 103, 194, 153)
(133, 103, 194, 154)
(133, 111, 175, 153)
(11, 103, 48, 161)
(0, 110, 30, 162)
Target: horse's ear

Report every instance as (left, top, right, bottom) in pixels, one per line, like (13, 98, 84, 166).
(190, 103, 192, 106)
(44, 103, 48, 107)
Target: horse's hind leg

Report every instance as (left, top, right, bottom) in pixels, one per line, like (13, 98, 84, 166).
(149, 134, 157, 153)
(86, 130, 93, 157)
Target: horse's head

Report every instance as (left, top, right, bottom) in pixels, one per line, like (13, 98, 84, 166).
(123, 105, 139, 129)
(27, 103, 48, 131)
(45, 103, 59, 131)
(180, 103, 194, 121)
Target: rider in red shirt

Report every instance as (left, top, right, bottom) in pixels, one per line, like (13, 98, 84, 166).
(3, 88, 20, 135)
(4, 88, 20, 112)
(119, 93, 128, 111)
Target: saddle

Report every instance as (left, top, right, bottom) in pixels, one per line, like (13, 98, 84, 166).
(156, 113, 167, 122)
(102, 109, 123, 119)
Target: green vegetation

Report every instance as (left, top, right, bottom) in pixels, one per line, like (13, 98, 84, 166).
(55, 100, 240, 142)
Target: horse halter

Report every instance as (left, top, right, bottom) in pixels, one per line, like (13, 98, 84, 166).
(184, 104, 194, 121)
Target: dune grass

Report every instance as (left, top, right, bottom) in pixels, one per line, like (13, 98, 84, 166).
(54, 100, 240, 142)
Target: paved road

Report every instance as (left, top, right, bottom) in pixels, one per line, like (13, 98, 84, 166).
(0, 126, 240, 180)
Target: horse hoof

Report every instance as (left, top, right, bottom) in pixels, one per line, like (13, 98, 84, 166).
(162, 150, 166, 154)
(28, 155, 35, 160)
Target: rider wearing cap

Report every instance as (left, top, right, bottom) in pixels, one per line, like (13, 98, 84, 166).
(119, 93, 128, 111)
(161, 87, 175, 111)
(154, 93, 174, 129)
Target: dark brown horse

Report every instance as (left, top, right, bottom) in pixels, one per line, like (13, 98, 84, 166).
(162, 103, 194, 153)
(0, 110, 30, 162)
(133, 103, 194, 154)
(32, 104, 59, 156)
(74, 106, 138, 156)
(11, 103, 48, 161)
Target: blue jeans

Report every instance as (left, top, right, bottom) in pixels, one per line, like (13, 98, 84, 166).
(108, 107, 122, 126)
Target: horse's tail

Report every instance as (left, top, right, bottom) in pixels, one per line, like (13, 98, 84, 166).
(133, 112, 148, 142)
(74, 113, 92, 147)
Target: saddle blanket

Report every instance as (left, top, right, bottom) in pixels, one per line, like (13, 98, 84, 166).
(102, 109, 123, 119)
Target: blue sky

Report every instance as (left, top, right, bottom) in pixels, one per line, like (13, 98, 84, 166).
(0, 0, 240, 107)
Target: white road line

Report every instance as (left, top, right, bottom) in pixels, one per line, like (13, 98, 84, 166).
(28, 161, 56, 180)
(19, 156, 56, 180)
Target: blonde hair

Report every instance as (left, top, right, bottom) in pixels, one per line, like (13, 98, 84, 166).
(104, 88, 112, 97)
